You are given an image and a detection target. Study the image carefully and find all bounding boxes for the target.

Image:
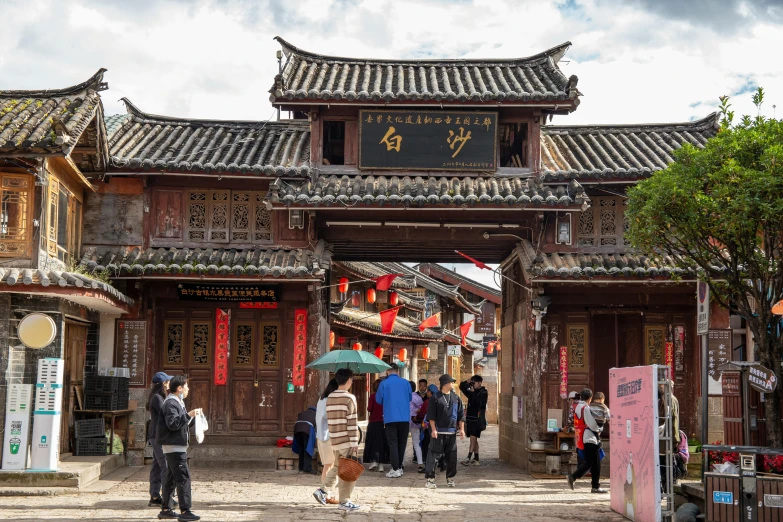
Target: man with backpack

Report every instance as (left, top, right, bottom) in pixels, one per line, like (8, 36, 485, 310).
(567, 388, 607, 494)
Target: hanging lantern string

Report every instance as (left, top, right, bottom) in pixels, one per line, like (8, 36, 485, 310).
(319, 277, 377, 290)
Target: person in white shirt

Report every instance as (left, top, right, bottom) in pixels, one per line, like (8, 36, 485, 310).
(313, 379, 339, 505)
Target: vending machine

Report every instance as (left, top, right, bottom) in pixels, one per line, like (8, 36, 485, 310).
(1, 384, 33, 470)
(29, 358, 63, 472)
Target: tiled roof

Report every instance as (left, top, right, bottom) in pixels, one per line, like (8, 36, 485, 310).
(270, 37, 580, 106)
(79, 240, 332, 279)
(336, 261, 417, 290)
(0, 267, 133, 306)
(0, 69, 108, 171)
(416, 263, 501, 303)
(518, 240, 695, 280)
(380, 262, 485, 315)
(268, 175, 586, 208)
(107, 99, 312, 176)
(332, 307, 441, 341)
(539, 113, 720, 181)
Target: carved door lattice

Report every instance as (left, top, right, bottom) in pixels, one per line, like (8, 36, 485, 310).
(235, 323, 254, 365)
(192, 322, 211, 365)
(166, 321, 184, 365)
(261, 324, 279, 366)
(0, 174, 32, 256)
(567, 324, 589, 372)
(645, 325, 666, 365)
(577, 196, 626, 248)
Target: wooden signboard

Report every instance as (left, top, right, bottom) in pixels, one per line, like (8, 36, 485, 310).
(177, 283, 279, 303)
(708, 330, 732, 382)
(475, 302, 496, 335)
(359, 110, 498, 171)
(115, 320, 147, 386)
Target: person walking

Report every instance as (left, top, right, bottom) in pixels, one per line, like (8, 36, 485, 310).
(417, 379, 428, 399)
(424, 374, 465, 489)
(567, 388, 607, 494)
(376, 366, 412, 478)
(658, 381, 681, 490)
(418, 384, 437, 473)
(590, 391, 611, 432)
(363, 379, 388, 472)
(313, 379, 339, 506)
(459, 375, 488, 467)
(293, 406, 317, 473)
(156, 375, 201, 521)
(321, 369, 361, 512)
(147, 372, 177, 509)
(409, 381, 425, 472)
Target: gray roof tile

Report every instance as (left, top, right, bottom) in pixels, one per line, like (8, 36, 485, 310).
(79, 241, 332, 279)
(540, 113, 719, 181)
(0, 266, 133, 306)
(107, 99, 312, 176)
(270, 37, 580, 106)
(268, 174, 587, 208)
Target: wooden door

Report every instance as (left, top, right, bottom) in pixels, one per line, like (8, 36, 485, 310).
(62, 324, 87, 453)
(228, 308, 283, 435)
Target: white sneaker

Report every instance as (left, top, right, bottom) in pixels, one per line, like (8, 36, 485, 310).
(367, 462, 378, 470)
(386, 469, 403, 478)
(339, 501, 361, 511)
(378, 465, 384, 472)
(425, 479, 437, 489)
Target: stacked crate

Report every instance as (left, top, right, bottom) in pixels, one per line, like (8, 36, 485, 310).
(74, 418, 107, 456)
(84, 375, 130, 411)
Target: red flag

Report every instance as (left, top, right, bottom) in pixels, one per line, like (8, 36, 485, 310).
(418, 312, 441, 332)
(380, 307, 401, 334)
(460, 319, 474, 346)
(455, 250, 492, 271)
(374, 274, 402, 291)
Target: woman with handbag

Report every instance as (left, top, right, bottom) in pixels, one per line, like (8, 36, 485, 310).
(316, 369, 362, 512)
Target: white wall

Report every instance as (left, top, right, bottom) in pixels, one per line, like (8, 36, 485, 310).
(98, 314, 119, 369)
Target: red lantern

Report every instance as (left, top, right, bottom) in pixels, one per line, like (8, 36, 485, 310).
(398, 348, 408, 361)
(421, 346, 430, 360)
(352, 342, 362, 351)
(338, 277, 349, 293)
(389, 291, 399, 306)
(496, 342, 501, 352)
(486, 342, 495, 354)
(329, 331, 335, 349)
(374, 347, 384, 359)
(367, 288, 376, 304)
(351, 292, 360, 307)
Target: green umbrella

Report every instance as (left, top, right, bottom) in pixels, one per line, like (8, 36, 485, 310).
(306, 349, 391, 374)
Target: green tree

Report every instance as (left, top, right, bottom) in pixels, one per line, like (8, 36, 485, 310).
(626, 88, 783, 447)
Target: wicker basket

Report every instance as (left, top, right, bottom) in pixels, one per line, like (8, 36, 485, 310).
(337, 455, 365, 482)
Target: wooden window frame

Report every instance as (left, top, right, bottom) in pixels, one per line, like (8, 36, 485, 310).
(644, 324, 666, 365)
(164, 320, 186, 367)
(190, 321, 213, 366)
(0, 173, 34, 258)
(178, 189, 272, 247)
(45, 179, 83, 264)
(259, 322, 281, 368)
(577, 196, 628, 251)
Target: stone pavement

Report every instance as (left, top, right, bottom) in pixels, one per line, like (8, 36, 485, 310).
(0, 426, 626, 521)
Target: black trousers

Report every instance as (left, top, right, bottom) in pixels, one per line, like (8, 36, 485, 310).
(425, 433, 457, 479)
(572, 442, 601, 488)
(385, 422, 410, 471)
(162, 451, 192, 512)
(294, 432, 313, 472)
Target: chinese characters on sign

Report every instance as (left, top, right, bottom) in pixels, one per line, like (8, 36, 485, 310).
(664, 341, 674, 381)
(292, 309, 307, 387)
(214, 309, 230, 386)
(359, 110, 498, 171)
(696, 282, 709, 335)
(475, 302, 495, 335)
(115, 320, 147, 386)
(748, 364, 778, 393)
(707, 330, 731, 382)
(177, 283, 279, 303)
(674, 325, 685, 373)
(721, 372, 741, 396)
(559, 345, 568, 399)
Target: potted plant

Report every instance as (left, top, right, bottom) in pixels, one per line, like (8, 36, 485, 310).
(688, 435, 701, 455)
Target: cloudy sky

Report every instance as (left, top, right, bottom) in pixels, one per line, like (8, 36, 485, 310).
(3, 0, 782, 288)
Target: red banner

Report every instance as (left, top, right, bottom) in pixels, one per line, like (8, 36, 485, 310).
(292, 308, 307, 387)
(559, 345, 568, 399)
(239, 302, 278, 309)
(380, 306, 401, 334)
(215, 308, 230, 385)
(665, 341, 674, 380)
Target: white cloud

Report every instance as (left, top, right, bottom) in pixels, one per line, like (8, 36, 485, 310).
(2, 0, 780, 122)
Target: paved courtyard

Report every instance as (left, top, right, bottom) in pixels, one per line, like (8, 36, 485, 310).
(0, 427, 625, 521)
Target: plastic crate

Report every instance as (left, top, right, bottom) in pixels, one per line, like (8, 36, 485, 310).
(74, 418, 105, 438)
(84, 376, 129, 394)
(84, 392, 128, 411)
(74, 437, 107, 456)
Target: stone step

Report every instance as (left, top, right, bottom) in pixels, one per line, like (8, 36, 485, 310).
(0, 453, 125, 491)
(187, 444, 284, 460)
(189, 458, 278, 471)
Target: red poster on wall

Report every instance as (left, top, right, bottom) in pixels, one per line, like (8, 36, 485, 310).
(559, 345, 568, 399)
(215, 308, 230, 385)
(293, 308, 307, 387)
(664, 341, 674, 380)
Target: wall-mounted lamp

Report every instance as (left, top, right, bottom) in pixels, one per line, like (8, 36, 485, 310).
(289, 209, 305, 229)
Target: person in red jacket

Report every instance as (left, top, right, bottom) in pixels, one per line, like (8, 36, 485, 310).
(363, 379, 389, 472)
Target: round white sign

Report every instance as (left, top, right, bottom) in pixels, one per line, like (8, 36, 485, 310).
(17, 313, 57, 349)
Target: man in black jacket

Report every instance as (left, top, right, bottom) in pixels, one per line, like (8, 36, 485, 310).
(424, 374, 465, 489)
(156, 375, 201, 521)
(459, 375, 488, 467)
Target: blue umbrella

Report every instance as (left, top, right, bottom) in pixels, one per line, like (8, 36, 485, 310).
(306, 349, 391, 374)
